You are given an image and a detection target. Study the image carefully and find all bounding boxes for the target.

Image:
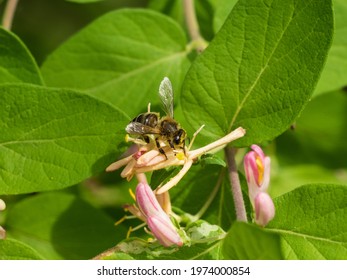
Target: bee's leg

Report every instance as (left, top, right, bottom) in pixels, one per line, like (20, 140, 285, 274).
(156, 139, 168, 159)
(168, 140, 175, 149)
(167, 140, 178, 156)
(143, 136, 150, 143)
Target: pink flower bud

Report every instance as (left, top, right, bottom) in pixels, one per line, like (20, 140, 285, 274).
(244, 144, 271, 204)
(244, 145, 275, 226)
(135, 183, 182, 247)
(0, 199, 6, 239)
(0, 226, 6, 240)
(0, 199, 5, 211)
(254, 192, 275, 227)
(147, 216, 183, 247)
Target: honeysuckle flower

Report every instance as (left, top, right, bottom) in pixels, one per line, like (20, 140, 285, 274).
(244, 144, 271, 205)
(135, 182, 183, 247)
(107, 126, 246, 194)
(0, 199, 6, 239)
(244, 145, 274, 226)
(254, 192, 275, 227)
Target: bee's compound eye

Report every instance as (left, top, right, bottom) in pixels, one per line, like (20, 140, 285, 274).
(174, 129, 185, 145)
(174, 135, 181, 145)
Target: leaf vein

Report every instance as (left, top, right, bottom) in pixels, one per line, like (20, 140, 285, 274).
(87, 50, 187, 93)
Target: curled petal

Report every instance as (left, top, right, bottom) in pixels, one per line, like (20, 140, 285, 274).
(260, 156, 271, 192)
(245, 145, 270, 187)
(140, 153, 166, 167)
(244, 151, 260, 200)
(136, 150, 161, 166)
(147, 215, 183, 247)
(135, 156, 184, 174)
(120, 160, 136, 179)
(106, 144, 142, 172)
(106, 155, 133, 172)
(244, 145, 271, 204)
(244, 151, 261, 204)
(254, 192, 275, 227)
(250, 144, 265, 162)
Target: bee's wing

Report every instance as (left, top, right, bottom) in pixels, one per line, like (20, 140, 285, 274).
(126, 122, 160, 135)
(159, 77, 174, 118)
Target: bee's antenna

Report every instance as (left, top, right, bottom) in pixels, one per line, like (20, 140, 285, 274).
(188, 124, 205, 150)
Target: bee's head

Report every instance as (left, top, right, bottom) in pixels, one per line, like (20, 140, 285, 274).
(173, 129, 186, 145)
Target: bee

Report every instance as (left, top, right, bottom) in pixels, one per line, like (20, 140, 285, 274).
(125, 77, 187, 158)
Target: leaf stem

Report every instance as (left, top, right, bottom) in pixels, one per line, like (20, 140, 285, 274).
(2, 0, 19, 30)
(183, 0, 208, 52)
(225, 147, 247, 222)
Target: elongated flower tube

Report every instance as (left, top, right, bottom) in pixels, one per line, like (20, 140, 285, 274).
(135, 183, 183, 247)
(244, 145, 274, 226)
(0, 199, 6, 239)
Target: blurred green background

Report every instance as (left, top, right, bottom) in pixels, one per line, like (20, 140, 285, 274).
(1, 0, 148, 64)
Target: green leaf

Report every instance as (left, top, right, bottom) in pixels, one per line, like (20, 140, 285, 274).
(0, 238, 43, 260)
(94, 220, 225, 260)
(0, 28, 43, 85)
(222, 222, 283, 259)
(147, 0, 185, 28)
(270, 164, 346, 198)
(315, 0, 347, 95)
(223, 185, 347, 259)
(213, 0, 238, 33)
(41, 9, 190, 115)
(272, 90, 347, 197)
(204, 171, 252, 230)
(276, 90, 347, 169)
(169, 165, 228, 223)
(199, 154, 226, 167)
(182, 0, 334, 147)
(5, 192, 125, 259)
(268, 184, 347, 259)
(0, 84, 128, 195)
